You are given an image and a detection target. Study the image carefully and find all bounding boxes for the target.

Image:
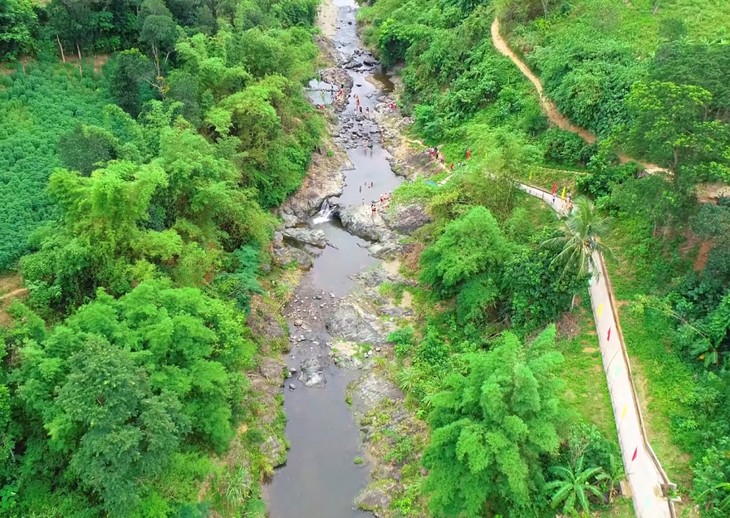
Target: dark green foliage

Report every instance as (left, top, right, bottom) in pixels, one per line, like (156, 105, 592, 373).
(57, 124, 119, 175)
(575, 159, 636, 198)
(541, 127, 595, 167)
(106, 48, 156, 117)
(423, 326, 567, 516)
(213, 246, 264, 311)
(650, 41, 730, 119)
(505, 229, 584, 330)
(47, 0, 141, 53)
(0, 0, 37, 60)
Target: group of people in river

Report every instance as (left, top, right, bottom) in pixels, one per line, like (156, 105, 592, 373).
(369, 191, 392, 216)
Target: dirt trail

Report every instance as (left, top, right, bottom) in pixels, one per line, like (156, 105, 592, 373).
(0, 288, 28, 302)
(491, 18, 667, 174)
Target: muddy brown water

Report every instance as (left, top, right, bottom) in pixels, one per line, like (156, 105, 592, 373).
(264, 1, 402, 517)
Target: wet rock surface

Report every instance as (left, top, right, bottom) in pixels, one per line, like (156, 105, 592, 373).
(299, 357, 327, 388)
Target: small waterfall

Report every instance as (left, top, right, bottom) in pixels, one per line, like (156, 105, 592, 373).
(312, 199, 333, 224)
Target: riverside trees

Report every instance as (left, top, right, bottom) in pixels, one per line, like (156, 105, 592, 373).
(0, 0, 323, 514)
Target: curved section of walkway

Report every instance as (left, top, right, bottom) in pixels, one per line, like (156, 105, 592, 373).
(491, 18, 667, 174)
(518, 183, 675, 518)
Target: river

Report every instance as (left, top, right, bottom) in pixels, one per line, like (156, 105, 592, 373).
(264, 1, 403, 517)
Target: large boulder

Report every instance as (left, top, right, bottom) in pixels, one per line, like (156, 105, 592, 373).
(380, 203, 431, 234)
(325, 301, 384, 344)
(283, 228, 327, 248)
(272, 246, 313, 269)
(338, 205, 390, 242)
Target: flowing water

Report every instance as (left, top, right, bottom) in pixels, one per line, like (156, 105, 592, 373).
(264, 1, 402, 517)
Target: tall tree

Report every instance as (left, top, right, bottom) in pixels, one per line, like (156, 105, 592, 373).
(623, 81, 730, 191)
(422, 326, 568, 516)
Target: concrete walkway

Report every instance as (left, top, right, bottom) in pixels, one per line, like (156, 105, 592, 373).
(518, 184, 675, 518)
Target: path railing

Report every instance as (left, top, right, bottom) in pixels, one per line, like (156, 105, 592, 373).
(517, 181, 676, 518)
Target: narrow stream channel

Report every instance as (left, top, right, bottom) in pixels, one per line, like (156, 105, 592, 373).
(264, 1, 403, 517)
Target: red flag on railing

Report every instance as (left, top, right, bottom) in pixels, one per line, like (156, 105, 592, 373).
(551, 182, 557, 195)
(632, 447, 638, 461)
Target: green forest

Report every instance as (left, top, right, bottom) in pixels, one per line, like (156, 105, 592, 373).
(2, 0, 730, 517)
(1, 0, 321, 515)
(356, 0, 730, 516)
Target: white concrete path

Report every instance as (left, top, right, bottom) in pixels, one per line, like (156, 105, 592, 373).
(518, 184, 675, 518)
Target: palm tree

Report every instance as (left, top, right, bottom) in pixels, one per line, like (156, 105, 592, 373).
(543, 196, 613, 279)
(545, 456, 607, 516)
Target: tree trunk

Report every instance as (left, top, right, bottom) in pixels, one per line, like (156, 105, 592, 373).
(76, 43, 83, 76)
(56, 34, 66, 63)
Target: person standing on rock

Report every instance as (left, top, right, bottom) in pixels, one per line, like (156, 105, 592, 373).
(371, 203, 377, 217)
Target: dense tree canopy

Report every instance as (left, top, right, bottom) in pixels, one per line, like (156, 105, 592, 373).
(423, 326, 567, 516)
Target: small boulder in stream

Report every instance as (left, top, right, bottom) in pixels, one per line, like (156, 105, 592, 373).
(298, 357, 326, 388)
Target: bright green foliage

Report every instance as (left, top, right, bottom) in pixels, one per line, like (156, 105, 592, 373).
(545, 456, 606, 516)
(623, 81, 730, 189)
(0, 65, 109, 271)
(420, 206, 512, 297)
(422, 326, 567, 516)
(20, 161, 174, 312)
(153, 123, 275, 248)
(11, 279, 254, 514)
(530, 34, 645, 136)
(542, 197, 612, 279)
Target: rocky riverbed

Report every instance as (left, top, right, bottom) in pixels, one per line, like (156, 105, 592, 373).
(265, 1, 438, 517)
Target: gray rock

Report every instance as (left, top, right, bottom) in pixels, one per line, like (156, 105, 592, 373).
(349, 371, 402, 414)
(325, 302, 384, 344)
(380, 203, 431, 234)
(288, 383, 296, 390)
(338, 205, 390, 242)
(354, 485, 392, 515)
(283, 228, 327, 248)
(299, 357, 326, 388)
(261, 435, 287, 468)
(272, 247, 313, 269)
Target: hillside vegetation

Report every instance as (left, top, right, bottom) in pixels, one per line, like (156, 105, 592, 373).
(360, 0, 730, 515)
(1, 0, 321, 515)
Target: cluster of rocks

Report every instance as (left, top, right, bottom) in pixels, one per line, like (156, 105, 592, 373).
(342, 48, 379, 72)
(335, 110, 383, 150)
